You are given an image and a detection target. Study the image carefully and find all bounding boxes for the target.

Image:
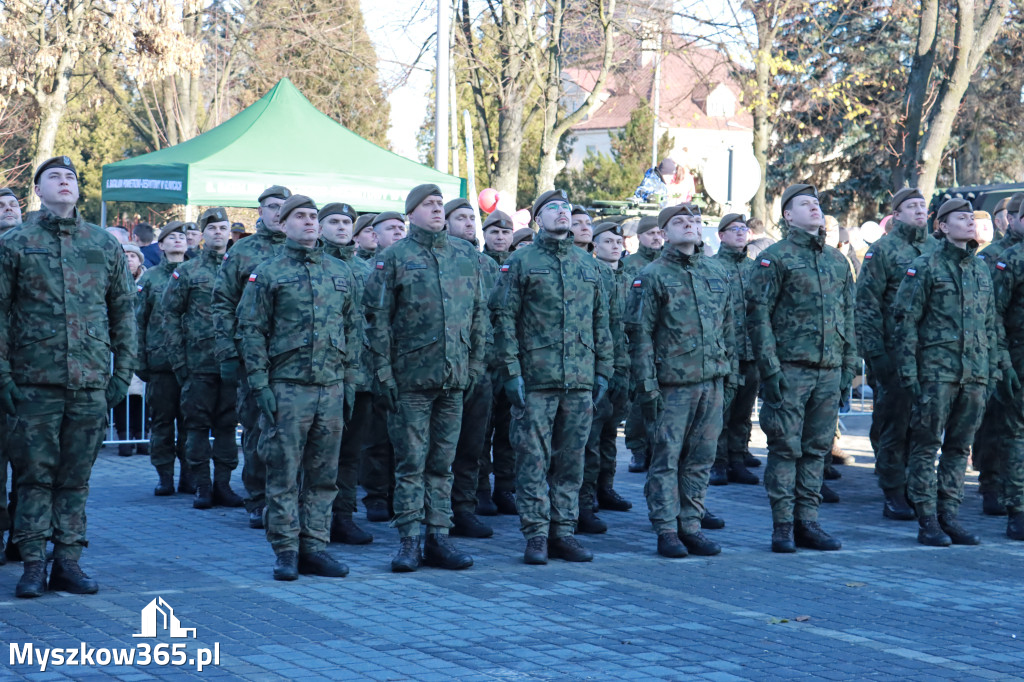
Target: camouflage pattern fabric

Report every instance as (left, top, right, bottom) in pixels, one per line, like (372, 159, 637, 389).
(989, 242, 1024, 509)
(712, 244, 754, 362)
(136, 259, 179, 374)
(180, 374, 238, 486)
(358, 408, 394, 510)
(452, 373, 493, 514)
(479, 377, 515, 495)
(622, 244, 660, 278)
(581, 395, 626, 510)
(145, 372, 183, 475)
(715, 360, 759, 468)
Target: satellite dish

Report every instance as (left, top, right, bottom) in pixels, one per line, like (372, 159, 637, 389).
(702, 147, 761, 206)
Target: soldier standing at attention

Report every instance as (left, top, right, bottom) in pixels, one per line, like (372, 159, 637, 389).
(992, 197, 1010, 242)
(318, 202, 374, 546)
(353, 214, 378, 261)
(709, 214, 760, 487)
(570, 206, 594, 252)
(135, 220, 191, 497)
(893, 199, 1002, 547)
(0, 187, 20, 564)
(627, 204, 735, 558)
(371, 212, 407, 250)
(490, 189, 613, 565)
(855, 188, 932, 522)
(0, 156, 136, 597)
(212, 185, 290, 529)
(161, 208, 244, 510)
(364, 185, 487, 573)
(0, 187, 20, 234)
(237, 195, 360, 580)
(747, 184, 855, 554)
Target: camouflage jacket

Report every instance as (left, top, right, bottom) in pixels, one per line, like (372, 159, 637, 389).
(626, 245, 736, 390)
(993, 242, 1024, 370)
(489, 229, 614, 390)
(212, 219, 286, 363)
(363, 224, 487, 392)
(596, 259, 631, 381)
(136, 259, 180, 373)
(711, 244, 753, 362)
(978, 228, 1024, 270)
(453, 234, 501, 370)
(892, 238, 1002, 386)
(0, 206, 136, 388)
(160, 248, 224, 375)
(622, 244, 660, 277)
(484, 248, 509, 266)
(855, 219, 933, 359)
(356, 245, 376, 261)
(237, 240, 360, 390)
(324, 240, 373, 391)
(746, 226, 857, 377)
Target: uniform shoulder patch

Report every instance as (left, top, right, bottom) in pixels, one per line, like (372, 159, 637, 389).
(500, 264, 510, 272)
(759, 258, 771, 267)
(978, 254, 987, 260)
(137, 284, 144, 292)
(248, 273, 257, 282)
(375, 261, 385, 270)
(997, 262, 1007, 271)
(906, 268, 916, 277)
(223, 253, 230, 261)
(172, 271, 180, 279)
(864, 252, 873, 260)
(632, 278, 642, 288)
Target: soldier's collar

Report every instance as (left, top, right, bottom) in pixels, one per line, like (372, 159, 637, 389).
(941, 237, 978, 260)
(787, 225, 825, 250)
(409, 223, 448, 248)
(663, 243, 703, 265)
(285, 238, 321, 262)
(39, 205, 81, 234)
(637, 243, 660, 259)
(484, 247, 509, 264)
(203, 247, 225, 262)
(716, 243, 747, 261)
(892, 218, 926, 244)
(537, 229, 573, 253)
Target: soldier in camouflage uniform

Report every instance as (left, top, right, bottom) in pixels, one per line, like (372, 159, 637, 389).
(709, 214, 760, 487)
(212, 185, 290, 529)
(747, 184, 855, 553)
(372, 211, 407, 250)
(623, 215, 664, 474)
(893, 198, 1002, 547)
(161, 208, 243, 510)
(237, 195, 360, 581)
(855, 188, 933, 521)
(0, 156, 136, 597)
(364, 185, 486, 573)
(490, 189, 614, 565)
(992, 197, 1010, 243)
(0, 186, 19, 564)
(318, 202, 374, 546)
(353, 214, 377, 261)
(626, 204, 735, 558)
(570, 205, 594, 252)
(135, 220, 191, 497)
(972, 192, 1024, 516)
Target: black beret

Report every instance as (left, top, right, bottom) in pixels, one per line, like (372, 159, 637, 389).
(780, 184, 818, 211)
(318, 202, 357, 223)
(198, 207, 229, 230)
(258, 185, 292, 203)
(278, 195, 317, 223)
(406, 184, 443, 214)
(34, 156, 77, 185)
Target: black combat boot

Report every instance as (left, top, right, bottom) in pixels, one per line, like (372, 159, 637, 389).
(743, 451, 761, 468)
(549, 535, 593, 562)
(212, 481, 244, 508)
(423, 533, 473, 570)
(628, 450, 649, 473)
(249, 505, 265, 529)
(177, 466, 196, 495)
(708, 462, 728, 486)
(49, 559, 99, 594)
(391, 536, 421, 573)
(476, 489, 498, 516)
(727, 462, 759, 485)
(938, 511, 980, 545)
(771, 522, 796, 553)
(597, 487, 632, 511)
(700, 510, 725, 530)
(299, 550, 349, 577)
(882, 489, 915, 521)
(823, 464, 842, 480)
(365, 499, 391, 523)
(492, 489, 518, 515)
(193, 484, 213, 510)
(450, 511, 494, 538)
(576, 508, 608, 534)
(330, 514, 373, 545)
(154, 472, 174, 497)
(1007, 509, 1024, 541)
(273, 551, 299, 581)
(524, 536, 548, 564)
(680, 531, 721, 556)
(16, 561, 47, 598)
(794, 520, 841, 550)
(657, 531, 688, 558)
(982, 490, 1007, 516)
(917, 514, 951, 547)
(820, 483, 840, 503)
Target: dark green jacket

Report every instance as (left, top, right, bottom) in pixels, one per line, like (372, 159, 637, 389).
(161, 247, 224, 375)
(489, 229, 614, 390)
(356, 245, 376, 261)
(212, 219, 286, 363)
(237, 240, 360, 390)
(484, 247, 509, 266)
(596, 258, 630, 381)
(626, 245, 735, 391)
(711, 244, 753, 362)
(324, 240, 373, 391)
(622, 243, 660, 277)
(855, 219, 933, 359)
(363, 224, 487, 392)
(136, 259, 179, 373)
(746, 226, 857, 377)
(893, 238, 1002, 386)
(993, 242, 1024, 372)
(978, 228, 1024, 271)
(0, 206, 137, 388)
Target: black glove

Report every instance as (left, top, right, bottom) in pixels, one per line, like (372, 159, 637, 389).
(592, 374, 609, 406)
(105, 375, 130, 408)
(762, 371, 788, 405)
(869, 352, 894, 382)
(0, 379, 24, 415)
(220, 358, 240, 385)
(1000, 367, 1021, 404)
(902, 378, 921, 401)
(372, 376, 398, 413)
(638, 390, 663, 423)
(503, 376, 526, 410)
(840, 369, 854, 401)
(255, 386, 277, 426)
(344, 383, 356, 423)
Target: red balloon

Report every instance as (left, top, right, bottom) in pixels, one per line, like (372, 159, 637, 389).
(478, 188, 499, 213)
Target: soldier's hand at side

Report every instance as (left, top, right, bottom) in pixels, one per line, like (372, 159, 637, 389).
(136, 362, 151, 383)
(372, 377, 398, 413)
(465, 371, 479, 400)
(902, 378, 921, 401)
(592, 374, 609, 407)
(638, 390, 662, 423)
(762, 371, 787, 406)
(255, 387, 277, 426)
(503, 376, 526, 410)
(173, 365, 188, 386)
(839, 369, 854, 400)
(999, 367, 1021, 403)
(0, 379, 24, 415)
(105, 375, 130, 408)
(344, 383, 356, 423)
(220, 358, 240, 385)
(609, 373, 629, 410)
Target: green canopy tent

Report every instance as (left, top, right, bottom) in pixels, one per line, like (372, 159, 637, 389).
(101, 78, 465, 223)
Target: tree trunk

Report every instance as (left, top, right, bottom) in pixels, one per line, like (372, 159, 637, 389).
(748, 3, 774, 224)
(29, 89, 71, 207)
(493, 0, 531, 198)
(891, 0, 938, 191)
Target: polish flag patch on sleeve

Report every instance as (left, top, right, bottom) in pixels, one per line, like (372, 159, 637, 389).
(632, 278, 642, 288)
(375, 261, 385, 270)
(997, 262, 1007, 271)
(223, 253, 230, 261)
(248, 273, 257, 282)
(500, 264, 510, 273)
(172, 271, 180, 279)
(137, 284, 143, 292)
(760, 259, 771, 267)
(864, 252, 873, 260)
(906, 268, 916, 277)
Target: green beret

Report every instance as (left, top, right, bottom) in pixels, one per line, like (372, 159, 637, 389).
(444, 198, 473, 219)
(780, 184, 818, 211)
(1009, 192, 1024, 217)
(0, 187, 15, 200)
(122, 243, 143, 260)
(657, 203, 701, 229)
(157, 220, 186, 242)
(353, 214, 377, 236)
(198, 207, 229, 230)
(482, 210, 513, 231)
(372, 211, 405, 228)
(531, 189, 570, 220)
(891, 187, 924, 212)
(318, 202, 357, 223)
(258, 185, 291, 203)
(183, 221, 199, 232)
(935, 198, 973, 224)
(718, 213, 746, 232)
(994, 197, 1011, 215)
(278, 194, 317, 223)
(636, 215, 659, 234)
(34, 155, 77, 185)
(593, 222, 622, 239)
(571, 204, 591, 217)
(405, 184, 443, 214)
(511, 227, 535, 248)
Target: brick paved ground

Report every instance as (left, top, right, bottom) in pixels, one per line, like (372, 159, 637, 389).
(3, 409, 1024, 680)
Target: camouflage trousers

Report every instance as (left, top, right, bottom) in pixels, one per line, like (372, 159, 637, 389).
(715, 361, 759, 468)
(452, 374, 492, 514)
(388, 389, 463, 537)
(581, 394, 626, 510)
(237, 370, 266, 513)
(478, 373, 515, 495)
(9, 386, 106, 562)
(358, 403, 394, 510)
(760, 364, 841, 523)
(908, 381, 986, 517)
(998, 396, 1024, 511)
(512, 389, 592, 540)
(180, 373, 239, 487)
(646, 380, 724, 535)
(258, 382, 343, 555)
(872, 369, 914, 492)
(624, 401, 650, 459)
(971, 394, 1007, 495)
(334, 391, 373, 516)
(146, 372, 185, 475)
(0, 415, 9, 532)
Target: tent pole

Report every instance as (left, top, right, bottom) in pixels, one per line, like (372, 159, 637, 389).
(101, 201, 107, 228)
(434, 0, 450, 173)
(463, 109, 480, 247)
